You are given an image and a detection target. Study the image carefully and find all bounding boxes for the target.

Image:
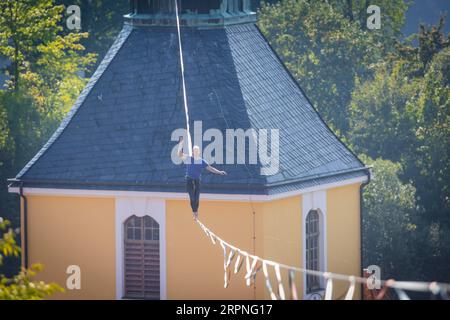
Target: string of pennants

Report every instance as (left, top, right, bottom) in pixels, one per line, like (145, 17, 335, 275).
(196, 219, 450, 300)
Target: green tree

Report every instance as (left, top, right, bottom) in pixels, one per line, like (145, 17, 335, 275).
(327, 0, 408, 36)
(349, 18, 450, 282)
(406, 47, 450, 281)
(0, 0, 96, 275)
(361, 156, 421, 280)
(258, 0, 404, 133)
(410, 47, 449, 222)
(58, 0, 128, 70)
(0, 0, 96, 110)
(417, 16, 450, 70)
(0, 217, 63, 299)
(349, 18, 449, 221)
(348, 60, 419, 162)
(0, 0, 60, 91)
(0, 0, 94, 91)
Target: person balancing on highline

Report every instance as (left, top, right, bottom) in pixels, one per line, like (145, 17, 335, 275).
(178, 136, 227, 220)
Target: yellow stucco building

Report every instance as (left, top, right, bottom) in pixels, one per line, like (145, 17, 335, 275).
(8, 0, 370, 300)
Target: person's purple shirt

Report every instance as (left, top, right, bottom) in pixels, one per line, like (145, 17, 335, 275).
(185, 156, 209, 180)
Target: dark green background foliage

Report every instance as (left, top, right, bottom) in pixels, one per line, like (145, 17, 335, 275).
(0, 0, 449, 290)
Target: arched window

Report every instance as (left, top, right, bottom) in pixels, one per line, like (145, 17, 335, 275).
(306, 210, 321, 293)
(124, 215, 160, 299)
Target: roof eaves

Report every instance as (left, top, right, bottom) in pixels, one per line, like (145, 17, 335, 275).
(8, 166, 370, 195)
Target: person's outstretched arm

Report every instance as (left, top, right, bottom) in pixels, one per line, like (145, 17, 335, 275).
(177, 136, 187, 160)
(206, 165, 227, 175)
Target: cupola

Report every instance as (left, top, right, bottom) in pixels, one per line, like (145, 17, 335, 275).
(125, 0, 256, 27)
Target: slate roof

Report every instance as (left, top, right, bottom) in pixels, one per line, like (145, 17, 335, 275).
(9, 23, 369, 195)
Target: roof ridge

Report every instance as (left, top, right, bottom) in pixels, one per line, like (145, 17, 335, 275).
(15, 25, 133, 180)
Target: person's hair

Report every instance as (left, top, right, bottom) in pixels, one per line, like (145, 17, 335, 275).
(193, 145, 200, 151)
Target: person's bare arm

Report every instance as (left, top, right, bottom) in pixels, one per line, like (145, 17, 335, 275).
(177, 136, 187, 160)
(206, 165, 227, 176)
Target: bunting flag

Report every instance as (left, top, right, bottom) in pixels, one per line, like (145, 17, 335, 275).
(224, 249, 236, 288)
(194, 219, 450, 300)
(250, 261, 262, 286)
(209, 233, 217, 245)
(245, 257, 258, 287)
(244, 254, 251, 286)
(226, 249, 236, 268)
(234, 253, 244, 274)
(220, 241, 230, 288)
(263, 262, 278, 300)
(395, 288, 410, 300)
(344, 276, 356, 300)
(324, 274, 333, 300)
(274, 264, 286, 300)
(288, 270, 299, 300)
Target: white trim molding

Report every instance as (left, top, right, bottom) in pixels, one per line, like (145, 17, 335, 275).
(8, 175, 367, 202)
(115, 197, 167, 300)
(302, 190, 327, 300)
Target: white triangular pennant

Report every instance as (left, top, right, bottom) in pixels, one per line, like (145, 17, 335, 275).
(288, 270, 298, 300)
(344, 276, 356, 300)
(324, 274, 333, 300)
(274, 264, 286, 300)
(263, 262, 278, 300)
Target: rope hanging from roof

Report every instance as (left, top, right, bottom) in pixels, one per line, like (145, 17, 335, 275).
(174, 0, 192, 157)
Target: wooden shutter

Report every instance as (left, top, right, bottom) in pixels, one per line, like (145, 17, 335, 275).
(124, 216, 160, 299)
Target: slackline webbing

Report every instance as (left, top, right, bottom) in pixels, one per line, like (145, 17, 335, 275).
(174, 0, 192, 157)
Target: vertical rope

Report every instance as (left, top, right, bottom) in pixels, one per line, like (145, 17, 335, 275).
(174, 0, 192, 156)
(253, 209, 256, 299)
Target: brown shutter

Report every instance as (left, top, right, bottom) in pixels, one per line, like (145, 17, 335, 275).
(124, 216, 160, 299)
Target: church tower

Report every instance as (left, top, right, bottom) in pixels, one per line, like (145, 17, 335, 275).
(9, 0, 369, 300)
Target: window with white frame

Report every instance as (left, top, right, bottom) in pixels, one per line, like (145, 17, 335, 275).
(306, 209, 321, 293)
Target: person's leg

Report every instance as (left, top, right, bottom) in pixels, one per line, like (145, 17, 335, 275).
(186, 177, 196, 215)
(192, 179, 200, 218)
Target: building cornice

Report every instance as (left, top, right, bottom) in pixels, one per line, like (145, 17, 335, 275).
(8, 175, 368, 202)
(124, 12, 257, 28)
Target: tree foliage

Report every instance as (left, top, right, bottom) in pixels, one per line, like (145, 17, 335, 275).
(349, 60, 420, 162)
(258, 0, 408, 133)
(349, 22, 449, 247)
(361, 156, 420, 280)
(0, 217, 63, 299)
(0, 0, 96, 276)
(58, 0, 128, 70)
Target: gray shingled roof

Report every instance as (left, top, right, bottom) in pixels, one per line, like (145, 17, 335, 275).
(10, 23, 368, 195)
